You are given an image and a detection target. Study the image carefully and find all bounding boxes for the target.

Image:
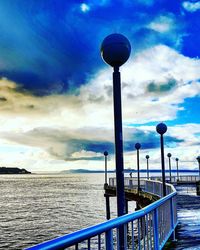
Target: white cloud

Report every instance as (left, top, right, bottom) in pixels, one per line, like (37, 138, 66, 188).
(148, 15, 174, 33)
(80, 3, 90, 12)
(83, 45, 200, 124)
(0, 45, 200, 171)
(182, 1, 200, 12)
(71, 150, 102, 158)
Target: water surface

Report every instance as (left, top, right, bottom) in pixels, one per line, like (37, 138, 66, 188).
(0, 174, 109, 249)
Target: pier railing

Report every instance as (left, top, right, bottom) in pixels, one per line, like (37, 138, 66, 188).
(109, 177, 173, 196)
(171, 175, 200, 183)
(26, 179, 177, 250)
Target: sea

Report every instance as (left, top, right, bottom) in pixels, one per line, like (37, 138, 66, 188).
(0, 173, 137, 250)
(0, 172, 198, 250)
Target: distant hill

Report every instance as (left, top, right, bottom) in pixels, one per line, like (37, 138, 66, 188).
(60, 169, 112, 174)
(60, 168, 199, 174)
(0, 167, 31, 174)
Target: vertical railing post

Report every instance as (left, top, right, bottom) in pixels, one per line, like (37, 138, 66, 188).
(153, 208, 159, 249)
(106, 230, 113, 250)
(137, 218, 141, 250)
(153, 181, 155, 194)
(170, 198, 176, 241)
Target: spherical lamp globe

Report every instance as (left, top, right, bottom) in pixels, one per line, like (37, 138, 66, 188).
(101, 33, 131, 67)
(104, 151, 108, 156)
(156, 123, 167, 135)
(135, 143, 141, 150)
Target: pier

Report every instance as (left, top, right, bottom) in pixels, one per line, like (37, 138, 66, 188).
(26, 178, 178, 249)
(25, 176, 200, 249)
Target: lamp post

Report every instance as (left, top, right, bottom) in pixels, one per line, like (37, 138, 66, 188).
(156, 123, 167, 197)
(101, 33, 131, 249)
(197, 156, 200, 179)
(103, 151, 110, 221)
(167, 153, 172, 183)
(104, 151, 108, 185)
(146, 155, 150, 179)
(135, 143, 141, 193)
(175, 158, 179, 181)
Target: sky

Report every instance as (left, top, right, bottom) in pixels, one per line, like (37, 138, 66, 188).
(0, 0, 200, 172)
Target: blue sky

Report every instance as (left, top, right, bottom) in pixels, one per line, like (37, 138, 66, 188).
(0, 0, 200, 172)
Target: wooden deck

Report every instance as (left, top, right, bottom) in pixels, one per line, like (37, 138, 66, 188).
(173, 185, 200, 249)
(104, 185, 159, 207)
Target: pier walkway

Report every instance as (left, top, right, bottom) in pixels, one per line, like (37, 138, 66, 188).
(173, 185, 200, 249)
(108, 177, 200, 249)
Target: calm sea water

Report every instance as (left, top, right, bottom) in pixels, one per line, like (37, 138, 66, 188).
(0, 172, 198, 249)
(0, 173, 136, 250)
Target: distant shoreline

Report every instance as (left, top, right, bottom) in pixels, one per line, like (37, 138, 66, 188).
(60, 169, 200, 174)
(0, 167, 31, 174)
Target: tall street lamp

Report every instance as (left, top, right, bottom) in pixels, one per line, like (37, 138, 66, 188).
(101, 33, 131, 249)
(167, 153, 172, 183)
(146, 155, 150, 179)
(197, 156, 200, 179)
(104, 151, 108, 185)
(175, 158, 179, 181)
(156, 123, 167, 197)
(135, 143, 141, 193)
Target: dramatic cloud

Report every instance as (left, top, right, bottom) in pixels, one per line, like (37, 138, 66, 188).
(0, 0, 186, 95)
(0, 1, 199, 171)
(83, 45, 200, 124)
(1, 44, 200, 166)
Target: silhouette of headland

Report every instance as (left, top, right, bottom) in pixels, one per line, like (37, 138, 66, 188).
(0, 167, 31, 174)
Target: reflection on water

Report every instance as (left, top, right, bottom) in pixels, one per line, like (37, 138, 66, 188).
(0, 173, 136, 249)
(1, 173, 199, 249)
(0, 174, 106, 249)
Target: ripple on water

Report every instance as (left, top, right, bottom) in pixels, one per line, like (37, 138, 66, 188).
(0, 174, 113, 249)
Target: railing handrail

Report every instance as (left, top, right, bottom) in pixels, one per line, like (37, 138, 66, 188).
(26, 179, 177, 250)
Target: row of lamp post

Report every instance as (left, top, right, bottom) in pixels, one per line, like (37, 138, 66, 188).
(104, 133, 184, 197)
(104, 148, 199, 191)
(134, 123, 168, 196)
(101, 33, 200, 248)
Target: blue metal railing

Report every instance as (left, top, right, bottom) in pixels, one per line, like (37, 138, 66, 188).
(26, 179, 177, 250)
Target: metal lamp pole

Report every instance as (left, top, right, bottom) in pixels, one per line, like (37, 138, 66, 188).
(156, 123, 167, 197)
(104, 151, 108, 185)
(135, 143, 141, 193)
(167, 153, 172, 183)
(176, 158, 179, 181)
(101, 33, 131, 249)
(146, 155, 150, 179)
(103, 151, 111, 221)
(197, 156, 200, 179)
